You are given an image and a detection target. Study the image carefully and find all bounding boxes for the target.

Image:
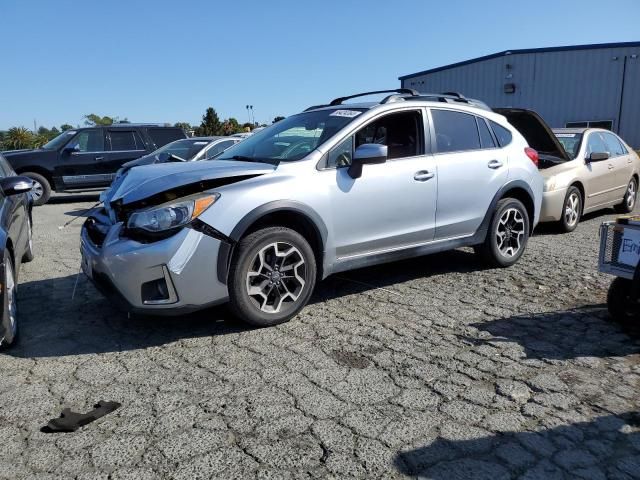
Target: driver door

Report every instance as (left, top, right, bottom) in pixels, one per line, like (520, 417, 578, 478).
(323, 109, 438, 259)
(56, 129, 108, 189)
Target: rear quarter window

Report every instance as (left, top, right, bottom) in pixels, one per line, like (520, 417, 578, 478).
(431, 109, 480, 153)
(147, 128, 187, 148)
(490, 121, 513, 147)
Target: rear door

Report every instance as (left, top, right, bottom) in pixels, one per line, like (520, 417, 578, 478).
(582, 132, 620, 208)
(103, 129, 147, 182)
(601, 131, 633, 198)
(430, 108, 509, 239)
(55, 129, 109, 188)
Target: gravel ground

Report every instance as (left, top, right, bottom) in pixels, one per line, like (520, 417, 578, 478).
(0, 194, 639, 479)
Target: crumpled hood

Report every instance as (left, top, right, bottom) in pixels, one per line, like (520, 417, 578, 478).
(120, 152, 184, 170)
(108, 160, 276, 206)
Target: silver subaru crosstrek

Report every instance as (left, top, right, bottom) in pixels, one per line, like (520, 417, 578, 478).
(81, 89, 543, 326)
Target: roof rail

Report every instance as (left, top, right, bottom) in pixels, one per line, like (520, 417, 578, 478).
(329, 89, 419, 106)
(413, 92, 490, 111)
(107, 123, 172, 128)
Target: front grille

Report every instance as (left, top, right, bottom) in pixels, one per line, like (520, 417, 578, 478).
(84, 211, 112, 248)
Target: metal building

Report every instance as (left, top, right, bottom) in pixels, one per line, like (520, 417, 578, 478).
(399, 42, 640, 148)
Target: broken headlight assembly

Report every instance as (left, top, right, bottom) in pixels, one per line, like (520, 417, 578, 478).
(126, 193, 219, 239)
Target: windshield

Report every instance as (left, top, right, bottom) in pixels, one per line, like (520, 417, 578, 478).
(555, 133, 583, 160)
(218, 108, 365, 163)
(42, 130, 77, 150)
(152, 139, 211, 160)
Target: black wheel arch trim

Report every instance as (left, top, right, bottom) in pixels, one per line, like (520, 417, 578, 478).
(473, 180, 536, 245)
(215, 200, 328, 284)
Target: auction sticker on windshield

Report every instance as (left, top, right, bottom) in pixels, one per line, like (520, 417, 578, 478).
(330, 110, 362, 118)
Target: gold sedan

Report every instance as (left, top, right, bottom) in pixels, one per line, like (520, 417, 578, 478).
(540, 128, 640, 232)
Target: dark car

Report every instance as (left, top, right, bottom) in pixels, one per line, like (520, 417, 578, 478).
(2, 124, 186, 205)
(0, 153, 34, 349)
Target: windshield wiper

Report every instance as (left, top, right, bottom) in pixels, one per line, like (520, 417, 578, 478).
(220, 155, 278, 165)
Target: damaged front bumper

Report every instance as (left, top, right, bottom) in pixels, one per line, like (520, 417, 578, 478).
(80, 213, 230, 315)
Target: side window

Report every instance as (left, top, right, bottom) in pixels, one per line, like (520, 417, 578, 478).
(109, 131, 144, 151)
(354, 110, 423, 160)
(206, 140, 236, 159)
(477, 117, 496, 149)
(327, 136, 354, 168)
(432, 110, 480, 153)
(585, 132, 608, 156)
(489, 121, 513, 147)
(68, 129, 104, 152)
(602, 132, 626, 157)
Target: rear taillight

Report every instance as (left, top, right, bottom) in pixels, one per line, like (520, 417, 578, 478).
(525, 147, 539, 167)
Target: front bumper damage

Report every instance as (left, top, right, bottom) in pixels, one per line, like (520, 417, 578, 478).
(80, 211, 230, 315)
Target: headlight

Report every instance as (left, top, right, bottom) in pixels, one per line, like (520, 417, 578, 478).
(127, 194, 219, 233)
(543, 178, 557, 192)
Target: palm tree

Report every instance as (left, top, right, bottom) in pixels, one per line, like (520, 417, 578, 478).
(3, 127, 35, 150)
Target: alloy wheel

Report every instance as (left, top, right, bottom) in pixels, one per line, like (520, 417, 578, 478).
(496, 208, 525, 257)
(627, 181, 637, 210)
(564, 192, 580, 227)
(5, 260, 16, 339)
(245, 242, 306, 313)
(31, 180, 44, 201)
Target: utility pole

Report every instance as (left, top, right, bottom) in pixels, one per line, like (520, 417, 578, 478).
(33, 119, 37, 134)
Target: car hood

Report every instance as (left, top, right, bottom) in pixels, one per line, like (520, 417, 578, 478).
(120, 152, 186, 170)
(493, 108, 571, 163)
(2, 148, 56, 161)
(107, 160, 276, 207)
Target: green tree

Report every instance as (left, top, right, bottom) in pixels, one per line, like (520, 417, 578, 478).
(84, 114, 117, 126)
(273, 116, 285, 123)
(198, 108, 223, 136)
(3, 127, 35, 150)
(174, 122, 192, 131)
(221, 117, 242, 135)
(60, 124, 73, 131)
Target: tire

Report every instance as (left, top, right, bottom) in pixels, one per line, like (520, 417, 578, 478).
(607, 277, 639, 323)
(0, 250, 18, 350)
(475, 197, 530, 268)
(22, 216, 34, 263)
(228, 227, 317, 327)
(22, 172, 51, 206)
(558, 186, 582, 233)
(615, 177, 637, 214)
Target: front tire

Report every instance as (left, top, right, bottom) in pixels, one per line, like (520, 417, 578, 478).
(559, 186, 582, 233)
(0, 251, 18, 350)
(615, 178, 637, 214)
(475, 198, 530, 268)
(228, 227, 317, 327)
(22, 172, 51, 206)
(607, 277, 639, 322)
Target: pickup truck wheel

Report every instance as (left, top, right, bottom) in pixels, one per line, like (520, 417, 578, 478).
(475, 198, 530, 268)
(559, 186, 582, 233)
(615, 178, 637, 214)
(0, 251, 18, 350)
(23, 172, 51, 206)
(228, 227, 317, 327)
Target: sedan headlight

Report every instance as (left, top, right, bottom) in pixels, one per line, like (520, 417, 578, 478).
(127, 194, 219, 233)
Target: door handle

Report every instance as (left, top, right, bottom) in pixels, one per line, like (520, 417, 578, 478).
(413, 170, 435, 182)
(95, 156, 104, 161)
(488, 160, 503, 169)
(608, 164, 614, 170)
(629, 159, 634, 164)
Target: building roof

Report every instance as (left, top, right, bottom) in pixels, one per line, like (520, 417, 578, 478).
(398, 41, 640, 80)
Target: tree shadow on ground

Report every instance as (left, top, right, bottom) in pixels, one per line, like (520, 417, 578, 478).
(467, 305, 640, 361)
(10, 249, 484, 358)
(395, 412, 640, 479)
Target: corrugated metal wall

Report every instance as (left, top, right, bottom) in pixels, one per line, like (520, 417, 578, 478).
(401, 46, 640, 148)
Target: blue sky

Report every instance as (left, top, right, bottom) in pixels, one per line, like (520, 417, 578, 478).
(1, 0, 638, 130)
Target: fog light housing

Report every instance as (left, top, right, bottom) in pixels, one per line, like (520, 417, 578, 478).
(140, 266, 178, 305)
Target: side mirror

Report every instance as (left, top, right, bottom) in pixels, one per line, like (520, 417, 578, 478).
(0, 176, 34, 196)
(63, 144, 80, 154)
(588, 152, 609, 162)
(347, 144, 388, 179)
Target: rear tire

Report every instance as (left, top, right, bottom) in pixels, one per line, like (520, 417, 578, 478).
(615, 178, 637, 214)
(558, 186, 582, 233)
(228, 227, 317, 327)
(22, 172, 51, 206)
(607, 277, 639, 322)
(0, 251, 18, 350)
(475, 198, 530, 268)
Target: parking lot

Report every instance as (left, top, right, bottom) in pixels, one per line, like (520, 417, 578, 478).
(0, 195, 638, 479)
